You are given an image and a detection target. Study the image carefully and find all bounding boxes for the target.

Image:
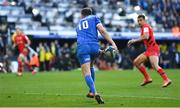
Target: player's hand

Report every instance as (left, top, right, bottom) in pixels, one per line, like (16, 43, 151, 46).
(12, 44, 16, 49)
(111, 44, 118, 51)
(110, 45, 119, 55)
(127, 39, 135, 48)
(105, 45, 119, 55)
(99, 49, 106, 55)
(25, 44, 29, 47)
(113, 46, 119, 54)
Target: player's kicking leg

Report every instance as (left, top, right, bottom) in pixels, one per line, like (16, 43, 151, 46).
(149, 56, 171, 87)
(81, 62, 104, 104)
(133, 53, 152, 86)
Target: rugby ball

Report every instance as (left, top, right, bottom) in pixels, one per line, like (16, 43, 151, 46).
(104, 46, 116, 58)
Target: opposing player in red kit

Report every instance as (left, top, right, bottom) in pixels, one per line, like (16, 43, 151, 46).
(13, 28, 31, 76)
(128, 15, 171, 87)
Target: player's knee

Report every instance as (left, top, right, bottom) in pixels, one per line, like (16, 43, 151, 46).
(151, 63, 159, 70)
(81, 66, 91, 76)
(133, 60, 138, 66)
(18, 57, 22, 62)
(82, 70, 91, 76)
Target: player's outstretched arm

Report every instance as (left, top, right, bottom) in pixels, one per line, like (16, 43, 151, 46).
(127, 32, 149, 47)
(12, 43, 16, 48)
(97, 24, 117, 50)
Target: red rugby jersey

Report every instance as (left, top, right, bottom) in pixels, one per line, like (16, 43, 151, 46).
(140, 23, 159, 51)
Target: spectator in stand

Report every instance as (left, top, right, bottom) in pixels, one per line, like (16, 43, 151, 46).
(61, 43, 72, 70)
(176, 42, 180, 68)
(0, 37, 5, 54)
(50, 41, 56, 56)
(70, 42, 78, 69)
(160, 42, 168, 54)
(45, 48, 53, 71)
(37, 42, 46, 72)
(171, 24, 180, 37)
(50, 41, 56, 70)
(0, 16, 8, 55)
(54, 40, 62, 70)
(44, 42, 50, 52)
(138, 0, 179, 30)
(159, 43, 168, 68)
(169, 42, 177, 68)
(160, 50, 170, 69)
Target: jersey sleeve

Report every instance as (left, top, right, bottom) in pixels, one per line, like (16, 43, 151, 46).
(143, 27, 149, 33)
(24, 35, 29, 43)
(95, 16, 101, 27)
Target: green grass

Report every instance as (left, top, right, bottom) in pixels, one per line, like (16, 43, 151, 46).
(0, 69, 180, 107)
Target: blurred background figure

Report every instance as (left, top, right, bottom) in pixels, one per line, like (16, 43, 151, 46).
(0, 62, 7, 73)
(29, 53, 39, 75)
(12, 28, 31, 76)
(45, 48, 53, 71)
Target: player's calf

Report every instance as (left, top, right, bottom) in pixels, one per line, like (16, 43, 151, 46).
(137, 64, 152, 84)
(156, 67, 171, 87)
(17, 60, 24, 76)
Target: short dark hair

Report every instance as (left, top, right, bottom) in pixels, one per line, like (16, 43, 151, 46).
(81, 7, 92, 17)
(138, 14, 145, 20)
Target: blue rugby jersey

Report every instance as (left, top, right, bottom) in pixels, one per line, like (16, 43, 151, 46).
(76, 15, 101, 44)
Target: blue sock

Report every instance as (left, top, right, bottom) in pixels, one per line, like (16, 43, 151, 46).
(85, 75, 96, 94)
(91, 67, 95, 82)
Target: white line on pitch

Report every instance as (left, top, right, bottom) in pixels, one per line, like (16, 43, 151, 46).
(24, 92, 180, 100)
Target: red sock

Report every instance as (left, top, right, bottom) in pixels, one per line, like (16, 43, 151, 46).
(138, 65, 151, 80)
(157, 68, 169, 81)
(29, 65, 33, 71)
(18, 61, 23, 73)
(25, 61, 31, 70)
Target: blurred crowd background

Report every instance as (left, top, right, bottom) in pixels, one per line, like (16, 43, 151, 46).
(0, 0, 180, 72)
(0, 0, 179, 32)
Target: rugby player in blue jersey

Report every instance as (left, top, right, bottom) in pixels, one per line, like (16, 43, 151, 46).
(76, 7, 118, 104)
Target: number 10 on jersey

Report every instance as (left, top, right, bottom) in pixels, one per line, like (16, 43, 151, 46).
(79, 20, 89, 30)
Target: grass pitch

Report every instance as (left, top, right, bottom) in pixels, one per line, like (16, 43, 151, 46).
(0, 69, 180, 107)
